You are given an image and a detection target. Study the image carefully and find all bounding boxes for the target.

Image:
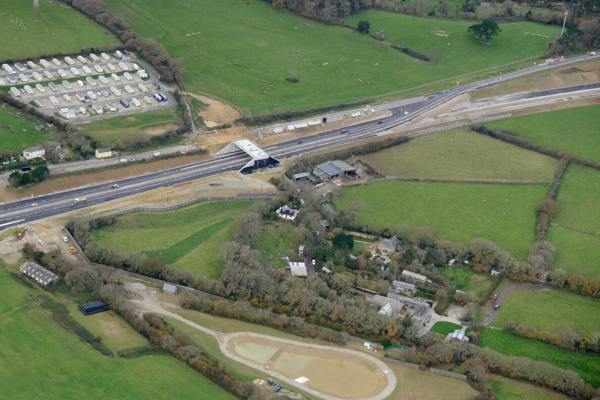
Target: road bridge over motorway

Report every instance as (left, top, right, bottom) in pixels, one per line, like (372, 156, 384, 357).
(0, 53, 599, 230)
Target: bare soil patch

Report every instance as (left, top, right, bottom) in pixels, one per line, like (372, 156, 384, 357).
(143, 123, 180, 136)
(186, 92, 241, 127)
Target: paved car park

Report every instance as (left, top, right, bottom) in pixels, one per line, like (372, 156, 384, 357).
(1, 50, 175, 122)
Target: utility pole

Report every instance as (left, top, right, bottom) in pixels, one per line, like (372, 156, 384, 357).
(561, 10, 568, 38)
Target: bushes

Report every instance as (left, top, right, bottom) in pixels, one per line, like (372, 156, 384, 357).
(116, 344, 165, 358)
(8, 165, 49, 187)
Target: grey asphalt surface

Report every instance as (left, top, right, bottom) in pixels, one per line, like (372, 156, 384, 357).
(0, 53, 598, 229)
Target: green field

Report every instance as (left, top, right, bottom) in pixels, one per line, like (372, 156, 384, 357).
(345, 10, 558, 77)
(489, 376, 569, 400)
(83, 108, 183, 148)
(0, 266, 235, 400)
(0, 103, 54, 153)
(549, 166, 600, 276)
(480, 329, 600, 387)
(430, 321, 462, 336)
(90, 201, 253, 278)
(359, 129, 557, 181)
(0, 0, 118, 60)
(255, 222, 301, 268)
(105, 0, 556, 116)
(439, 266, 494, 301)
(486, 105, 600, 164)
(335, 180, 547, 258)
(492, 289, 600, 337)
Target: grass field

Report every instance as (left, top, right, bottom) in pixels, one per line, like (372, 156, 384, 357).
(430, 321, 462, 336)
(83, 108, 183, 148)
(486, 105, 600, 164)
(0, 266, 236, 400)
(548, 166, 600, 276)
(0, 103, 54, 153)
(255, 222, 301, 268)
(439, 266, 494, 301)
(358, 129, 557, 181)
(489, 376, 569, 399)
(0, 0, 118, 61)
(480, 329, 600, 387)
(492, 289, 600, 337)
(345, 10, 558, 77)
(335, 180, 547, 258)
(104, 0, 556, 116)
(90, 201, 253, 278)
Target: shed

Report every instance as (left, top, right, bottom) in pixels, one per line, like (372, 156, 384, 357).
(391, 280, 417, 295)
(162, 283, 178, 295)
(401, 270, 429, 283)
(312, 160, 356, 180)
(79, 300, 109, 315)
(19, 261, 59, 286)
(289, 262, 308, 277)
(23, 145, 45, 160)
(292, 172, 317, 184)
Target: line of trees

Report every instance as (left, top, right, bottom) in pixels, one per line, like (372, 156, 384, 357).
(505, 320, 600, 354)
(56, 0, 184, 84)
(388, 337, 599, 399)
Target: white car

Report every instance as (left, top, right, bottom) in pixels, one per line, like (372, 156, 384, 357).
(62, 236, 69, 243)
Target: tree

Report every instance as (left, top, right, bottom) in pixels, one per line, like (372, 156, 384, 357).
(469, 20, 501, 43)
(357, 20, 370, 34)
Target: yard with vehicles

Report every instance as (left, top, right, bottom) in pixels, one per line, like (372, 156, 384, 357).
(492, 288, 600, 337)
(479, 329, 600, 387)
(89, 201, 253, 279)
(0, 266, 236, 400)
(0, 103, 55, 154)
(104, 0, 557, 116)
(84, 107, 183, 148)
(334, 180, 547, 259)
(549, 166, 600, 276)
(0, 0, 118, 61)
(485, 104, 600, 164)
(357, 129, 558, 181)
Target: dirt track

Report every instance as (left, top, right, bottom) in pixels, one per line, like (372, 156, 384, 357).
(126, 282, 396, 400)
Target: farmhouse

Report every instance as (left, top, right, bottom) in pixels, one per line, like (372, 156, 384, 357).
(95, 147, 112, 159)
(22, 145, 46, 160)
(312, 160, 356, 181)
(289, 262, 308, 277)
(370, 292, 432, 325)
(378, 236, 400, 253)
(79, 300, 109, 315)
(276, 205, 299, 221)
(19, 262, 59, 286)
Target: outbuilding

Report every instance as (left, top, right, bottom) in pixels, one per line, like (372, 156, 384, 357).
(23, 145, 46, 160)
(20, 262, 59, 287)
(79, 300, 109, 315)
(162, 283, 178, 294)
(289, 262, 308, 277)
(95, 147, 112, 159)
(312, 160, 356, 181)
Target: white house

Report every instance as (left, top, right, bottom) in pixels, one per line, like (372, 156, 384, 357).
(23, 146, 46, 160)
(289, 262, 308, 277)
(95, 147, 112, 159)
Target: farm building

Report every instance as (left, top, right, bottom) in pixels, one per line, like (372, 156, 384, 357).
(19, 262, 60, 286)
(22, 145, 46, 160)
(312, 160, 356, 180)
(162, 283, 178, 294)
(79, 300, 109, 315)
(95, 148, 112, 159)
(370, 292, 431, 325)
(289, 262, 308, 277)
(401, 270, 430, 283)
(216, 139, 279, 174)
(292, 172, 317, 184)
(391, 280, 417, 296)
(378, 236, 400, 253)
